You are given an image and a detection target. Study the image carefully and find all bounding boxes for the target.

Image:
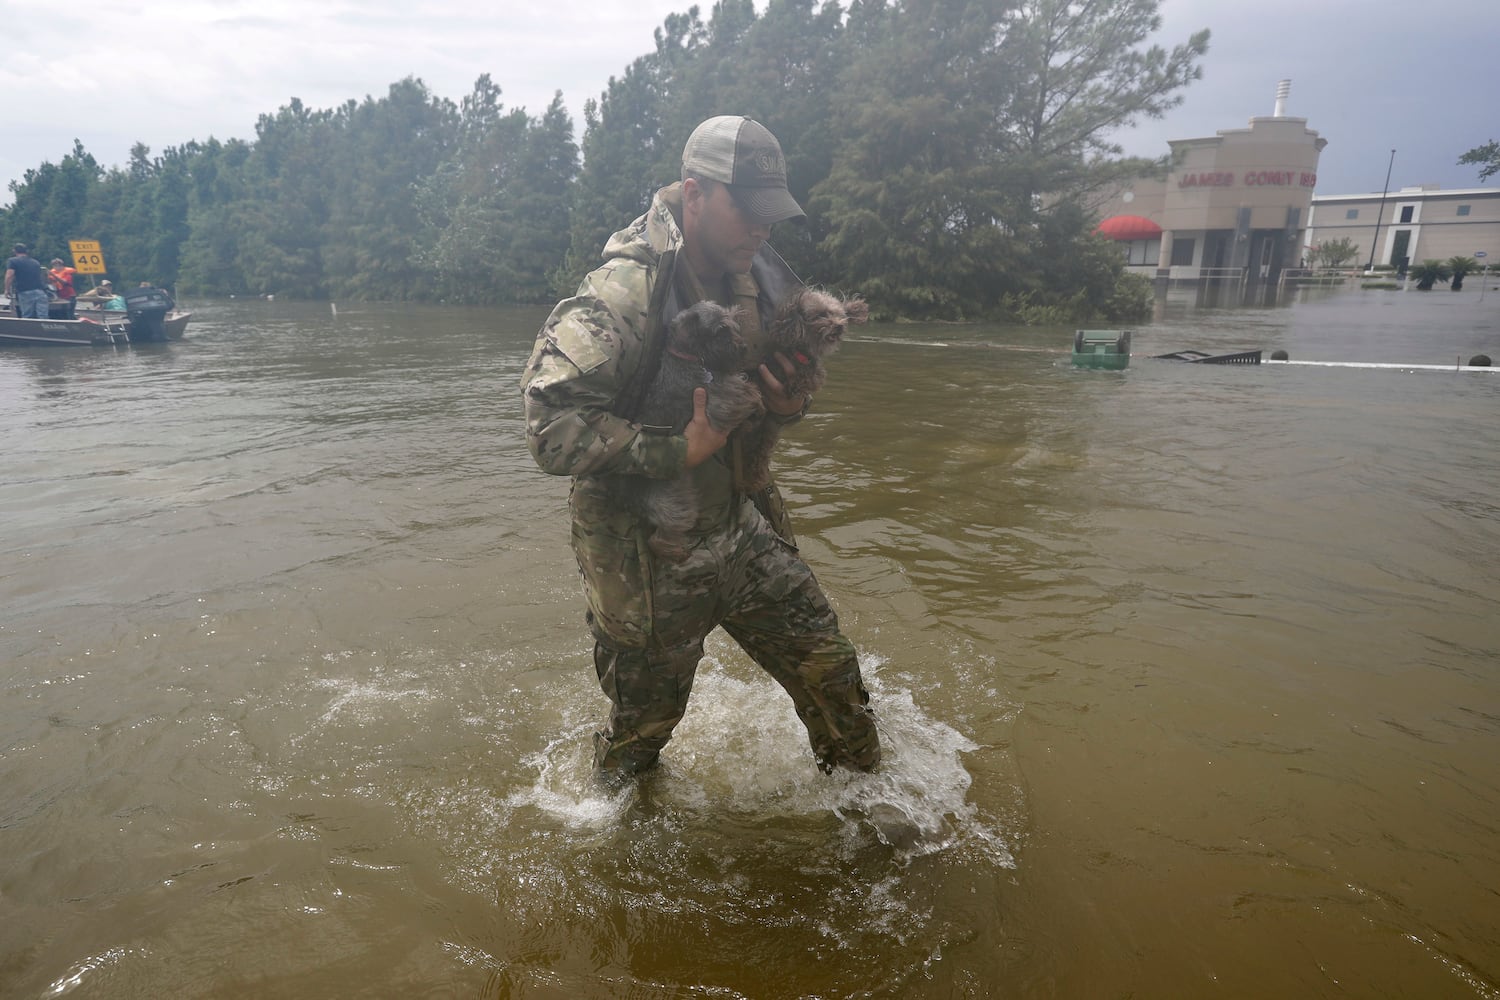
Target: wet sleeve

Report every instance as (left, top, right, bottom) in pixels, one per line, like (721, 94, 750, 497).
(520, 283, 686, 480)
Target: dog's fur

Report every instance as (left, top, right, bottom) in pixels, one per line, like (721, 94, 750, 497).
(620, 301, 764, 562)
(736, 287, 868, 493)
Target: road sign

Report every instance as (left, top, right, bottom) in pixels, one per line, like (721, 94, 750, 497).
(1476, 251, 1487, 258)
(68, 239, 107, 274)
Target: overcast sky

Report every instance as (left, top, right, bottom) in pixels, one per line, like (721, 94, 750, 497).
(3, 0, 1490, 212)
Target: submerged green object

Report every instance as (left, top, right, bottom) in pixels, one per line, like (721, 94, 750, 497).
(1072, 329, 1132, 369)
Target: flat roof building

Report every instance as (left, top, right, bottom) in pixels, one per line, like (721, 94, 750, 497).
(1089, 81, 1499, 293)
(1092, 81, 1325, 289)
(1307, 186, 1500, 271)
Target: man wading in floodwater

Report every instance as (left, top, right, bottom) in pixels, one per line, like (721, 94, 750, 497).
(521, 116, 880, 782)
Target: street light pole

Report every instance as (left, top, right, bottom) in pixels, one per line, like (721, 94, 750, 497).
(1366, 149, 1396, 273)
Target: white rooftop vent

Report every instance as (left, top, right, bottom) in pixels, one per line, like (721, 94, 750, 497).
(1274, 79, 1291, 117)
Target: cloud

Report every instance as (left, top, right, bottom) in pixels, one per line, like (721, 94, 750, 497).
(4, 0, 1489, 209)
(2, 0, 694, 206)
(1124, 0, 1490, 192)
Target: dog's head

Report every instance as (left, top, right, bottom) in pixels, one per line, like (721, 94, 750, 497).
(668, 301, 747, 373)
(786, 288, 869, 360)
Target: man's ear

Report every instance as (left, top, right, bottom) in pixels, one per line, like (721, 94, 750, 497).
(680, 178, 707, 238)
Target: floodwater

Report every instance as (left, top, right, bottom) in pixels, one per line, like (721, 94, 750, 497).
(1, 284, 1497, 998)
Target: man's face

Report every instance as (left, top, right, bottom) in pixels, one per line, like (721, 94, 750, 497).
(685, 179, 771, 278)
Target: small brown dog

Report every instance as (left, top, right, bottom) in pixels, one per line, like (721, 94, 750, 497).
(736, 287, 868, 493)
(619, 301, 764, 562)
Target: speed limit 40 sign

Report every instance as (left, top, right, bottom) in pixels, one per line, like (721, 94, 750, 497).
(68, 239, 107, 275)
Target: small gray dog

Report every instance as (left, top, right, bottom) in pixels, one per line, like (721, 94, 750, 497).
(622, 301, 764, 562)
(736, 287, 868, 494)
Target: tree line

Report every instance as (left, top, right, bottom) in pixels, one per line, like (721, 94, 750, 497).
(1, 0, 1209, 322)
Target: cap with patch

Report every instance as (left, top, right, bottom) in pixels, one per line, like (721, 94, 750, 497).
(681, 116, 804, 225)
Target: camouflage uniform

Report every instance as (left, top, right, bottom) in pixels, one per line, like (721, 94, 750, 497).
(521, 183, 880, 776)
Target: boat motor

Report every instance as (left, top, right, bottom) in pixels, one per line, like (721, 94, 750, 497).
(122, 287, 175, 342)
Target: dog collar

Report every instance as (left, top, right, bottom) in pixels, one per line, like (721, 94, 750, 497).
(665, 345, 713, 382)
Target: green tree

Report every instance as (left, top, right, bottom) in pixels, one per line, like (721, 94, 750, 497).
(148, 145, 195, 286)
(1311, 237, 1359, 268)
(556, 58, 671, 294)
(1410, 258, 1452, 291)
(414, 74, 522, 302)
(557, 0, 846, 291)
(234, 97, 340, 297)
(43, 141, 100, 253)
(4, 2, 1210, 312)
(1, 141, 102, 264)
(674, 0, 848, 281)
(494, 93, 579, 303)
(1458, 140, 1498, 182)
(179, 138, 254, 296)
(414, 75, 581, 304)
(1445, 255, 1479, 290)
(813, 0, 1019, 316)
(103, 144, 161, 285)
(815, 0, 1207, 319)
(321, 78, 458, 301)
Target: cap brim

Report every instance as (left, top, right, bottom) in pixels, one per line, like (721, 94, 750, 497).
(731, 185, 805, 225)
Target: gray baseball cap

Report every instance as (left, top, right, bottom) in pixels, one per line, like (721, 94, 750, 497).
(681, 116, 804, 225)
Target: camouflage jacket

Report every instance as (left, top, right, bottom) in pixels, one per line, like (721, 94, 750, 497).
(521, 183, 800, 529)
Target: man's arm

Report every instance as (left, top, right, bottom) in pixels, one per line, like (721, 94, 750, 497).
(522, 280, 692, 481)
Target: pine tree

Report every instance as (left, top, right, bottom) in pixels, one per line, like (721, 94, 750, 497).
(496, 93, 578, 303)
(556, 57, 671, 293)
(814, 0, 1207, 319)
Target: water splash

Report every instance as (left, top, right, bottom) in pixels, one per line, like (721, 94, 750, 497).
(408, 649, 1021, 995)
(506, 651, 1014, 865)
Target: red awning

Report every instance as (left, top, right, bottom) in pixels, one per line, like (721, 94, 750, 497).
(1095, 215, 1163, 241)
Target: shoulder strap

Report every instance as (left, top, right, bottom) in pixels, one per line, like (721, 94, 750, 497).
(613, 247, 678, 422)
(749, 243, 803, 321)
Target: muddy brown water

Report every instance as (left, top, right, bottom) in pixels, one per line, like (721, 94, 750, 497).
(2, 285, 1497, 998)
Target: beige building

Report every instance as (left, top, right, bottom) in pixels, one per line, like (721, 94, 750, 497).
(1306, 186, 1500, 270)
(1093, 80, 1327, 287)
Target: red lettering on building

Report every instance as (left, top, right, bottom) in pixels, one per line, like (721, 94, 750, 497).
(1243, 168, 1314, 187)
(1177, 171, 1234, 188)
(1177, 168, 1316, 189)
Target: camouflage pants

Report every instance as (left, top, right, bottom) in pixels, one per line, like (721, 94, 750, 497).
(570, 485, 880, 777)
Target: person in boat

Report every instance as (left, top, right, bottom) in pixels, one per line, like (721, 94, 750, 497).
(76, 279, 110, 302)
(77, 279, 124, 308)
(521, 115, 881, 782)
(49, 258, 78, 318)
(5, 243, 50, 318)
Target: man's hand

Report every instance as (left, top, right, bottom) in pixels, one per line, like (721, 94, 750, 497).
(757, 352, 806, 417)
(683, 387, 731, 468)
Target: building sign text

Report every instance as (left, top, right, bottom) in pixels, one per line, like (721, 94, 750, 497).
(1178, 170, 1317, 189)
